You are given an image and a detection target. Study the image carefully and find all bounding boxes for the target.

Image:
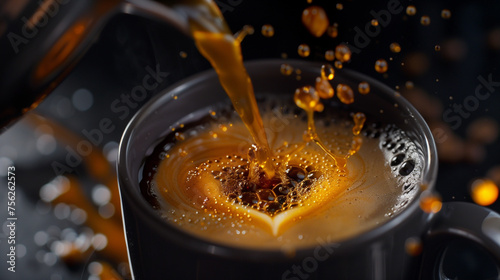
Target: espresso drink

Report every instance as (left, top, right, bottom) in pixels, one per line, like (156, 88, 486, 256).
(140, 96, 423, 250)
(139, 0, 422, 250)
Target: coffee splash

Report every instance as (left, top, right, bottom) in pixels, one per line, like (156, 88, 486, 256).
(141, 1, 422, 247)
(143, 97, 423, 247)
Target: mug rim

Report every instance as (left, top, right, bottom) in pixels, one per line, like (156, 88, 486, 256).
(117, 58, 438, 262)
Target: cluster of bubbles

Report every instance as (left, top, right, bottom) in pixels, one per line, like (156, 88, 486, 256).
(198, 154, 324, 216)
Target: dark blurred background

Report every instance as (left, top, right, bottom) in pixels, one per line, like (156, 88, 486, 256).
(0, 0, 499, 279)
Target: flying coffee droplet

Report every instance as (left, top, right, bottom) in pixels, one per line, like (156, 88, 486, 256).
(327, 24, 338, 38)
(352, 112, 366, 135)
(298, 44, 311, 57)
(390, 42, 401, 53)
(261, 24, 275, 37)
(336, 84, 354, 104)
(325, 50, 335, 61)
(375, 59, 388, 73)
(334, 61, 343, 69)
(335, 44, 352, 62)
(358, 81, 370, 94)
(315, 77, 334, 99)
(302, 6, 329, 37)
(336, 3, 343, 10)
(244, 25, 255, 35)
(434, 45, 441, 51)
(371, 19, 379, 26)
(321, 64, 335, 80)
(470, 179, 499, 206)
(419, 191, 442, 213)
(406, 5, 416, 16)
(280, 64, 294, 76)
(405, 81, 414, 89)
(294, 86, 320, 111)
(234, 25, 254, 44)
(179, 51, 188, 58)
(405, 237, 423, 256)
(441, 9, 451, 19)
(420, 15, 431, 26)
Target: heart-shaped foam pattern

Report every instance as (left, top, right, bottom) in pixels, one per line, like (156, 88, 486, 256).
(152, 108, 364, 236)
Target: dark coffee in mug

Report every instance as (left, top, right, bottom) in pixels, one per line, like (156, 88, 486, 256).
(139, 95, 424, 250)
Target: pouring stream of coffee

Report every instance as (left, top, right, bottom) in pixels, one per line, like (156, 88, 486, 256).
(166, 0, 276, 178)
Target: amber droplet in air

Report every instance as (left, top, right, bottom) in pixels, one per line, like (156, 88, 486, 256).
(405, 81, 414, 89)
(420, 15, 431, 26)
(327, 24, 338, 38)
(234, 25, 254, 44)
(294, 86, 320, 111)
(358, 82, 370, 94)
(298, 44, 311, 57)
(390, 42, 401, 53)
(352, 112, 366, 135)
(335, 44, 352, 62)
(441, 9, 451, 19)
(406, 5, 416, 16)
(419, 191, 442, 213)
(374, 59, 388, 73)
(321, 64, 334, 80)
(261, 24, 275, 37)
(471, 179, 499, 206)
(280, 64, 294, 76)
(336, 84, 354, 104)
(302, 6, 329, 37)
(434, 45, 441, 51)
(371, 19, 379, 26)
(325, 50, 335, 61)
(334, 61, 343, 69)
(315, 77, 334, 99)
(405, 237, 423, 256)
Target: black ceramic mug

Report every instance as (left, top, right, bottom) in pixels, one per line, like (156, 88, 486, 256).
(118, 59, 500, 280)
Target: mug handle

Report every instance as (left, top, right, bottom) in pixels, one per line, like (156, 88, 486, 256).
(419, 201, 500, 279)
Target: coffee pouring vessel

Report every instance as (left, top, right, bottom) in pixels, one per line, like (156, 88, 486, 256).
(0, 0, 224, 131)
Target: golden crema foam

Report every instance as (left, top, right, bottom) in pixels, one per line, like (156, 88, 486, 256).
(140, 96, 423, 250)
